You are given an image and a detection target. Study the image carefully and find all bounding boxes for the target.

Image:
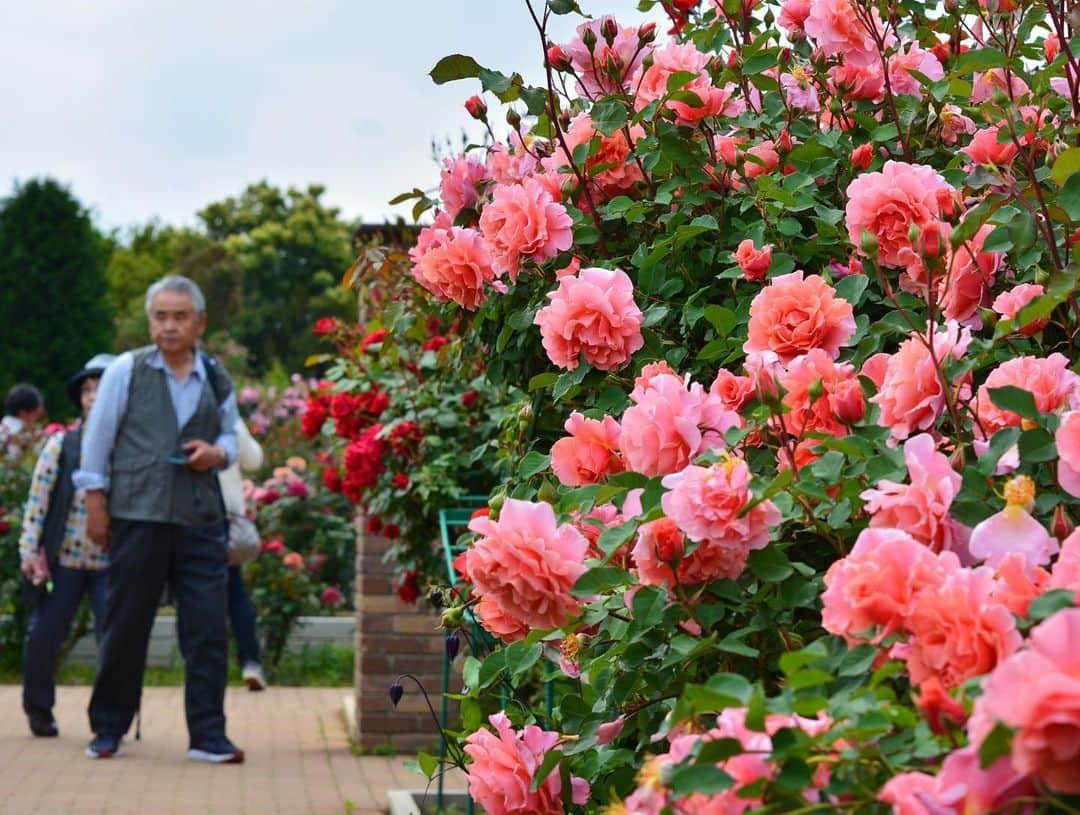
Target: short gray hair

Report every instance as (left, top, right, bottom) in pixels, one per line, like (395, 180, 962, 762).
(144, 275, 206, 316)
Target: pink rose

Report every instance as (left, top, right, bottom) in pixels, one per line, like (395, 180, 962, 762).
(619, 374, 740, 477)
(485, 139, 538, 186)
(709, 368, 755, 412)
(413, 226, 496, 310)
(938, 224, 1003, 325)
(781, 68, 821, 112)
(534, 267, 644, 372)
(744, 270, 856, 363)
(968, 477, 1058, 572)
(1056, 411, 1080, 498)
(975, 609, 1080, 793)
(871, 321, 972, 443)
(778, 0, 812, 34)
(878, 772, 938, 815)
(861, 434, 968, 554)
(476, 596, 531, 643)
(550, 412, 623, 486)
(544, 114, 645, 200)
(439, 153, 490, 219)
(464, 712, 589, 815)
(822, 528, 953, 644)
(991, 552, 1051, 617)
(962, 125, 1019, 167)
(971, 68, 1029, 104)
(479, 179, 573, 282)
(845, 160, 954, 269)
(632, 516, 685, 588)
(900, 564, 1021, 689)
(1049, 528, 1080, 592)
(887, 44, 944, 98)
(992, 283, 1047, 335)
(464, 499, 588, 634)
(976, 353, 1080, 437)
(632, 42, 732, 126)
(851, 143, 874, 170)
(743, 139, 781, 177)
(733, 239, 773, 281)
(939, 104, 977, 146)
(777, 349, 862, 439)
(804, 0, 894, 68)
(879, 749, 1033, 815)
(660, 457, 779, 547)
(563, 16, 649, 98)
(829, 61, 885, 102)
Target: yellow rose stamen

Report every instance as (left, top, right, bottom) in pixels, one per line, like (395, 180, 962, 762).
(1003, 475, 1035, 508)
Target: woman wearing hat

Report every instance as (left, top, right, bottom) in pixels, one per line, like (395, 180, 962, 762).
(18, 353, 115, 737)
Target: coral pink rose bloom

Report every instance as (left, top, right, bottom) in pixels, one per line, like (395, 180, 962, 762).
(709, 368, 755, 412)
(660, 457, 779, 547)
(976, 353, 1080, 437)
(479, 178, 573, 282)
(880, 748, 1033, 815)
(475, 595, 531, 643)
(938, 224, 1003, 325)
(733, 239, 773, 281)
(550, 412, 624, 486)
(887, 44, 944, 98)
(1050, 528, 1080, 593)
(619, 374, 739, 477)
(534, 267, 644, 372)
(963, 125, 1019, 167)
(992, 283, 1047, 335)
(878, 772, 938, 815)
(1056, 411, 1080, 498)
(968, 490, 1059, 573)
(544, 114, 645, 200)
(861, 433, 968, 554)
(804, 0, 894, 67)
(976, 609, 1080, 793)
(563, 16, 648, 98)
(899, 565, 1021, 689)
(821, 528, 953, 644)
(439, 153, 490, 220)
(872, 321, 971, 443)
(778, 349, 863, 438)
(632, 42, 731, 126)
(413, 227, 496, 311)
(744, 270, 856, 363)
(632, 516, 686, 588)
(845, 160, 954, 269)
(778, 0, 812, 33)
(464, 499, 588, 634)
(464, 712, 589, 815)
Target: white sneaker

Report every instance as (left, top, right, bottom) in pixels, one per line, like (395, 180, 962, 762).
(242, 661, 267, 691)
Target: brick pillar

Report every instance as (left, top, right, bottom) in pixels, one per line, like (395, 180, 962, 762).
(353, 519, 448, 751)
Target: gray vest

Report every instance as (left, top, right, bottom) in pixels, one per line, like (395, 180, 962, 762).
(108, 346, 231, 526)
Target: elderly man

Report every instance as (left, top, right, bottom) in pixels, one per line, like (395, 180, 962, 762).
(76, 275, 244, 763)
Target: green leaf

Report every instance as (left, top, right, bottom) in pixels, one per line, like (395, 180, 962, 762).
(978, 721, 1014, 769)
(747, 546, 794, 582)
(1019, 428, 1057, 463)
(632, 584, 666, 627)
(547, 0, 580, 12)
(530, 749, 563, 793)
(572, 566, 629, 596)
(834, 273, 869, 307)
(1051, 147, 1080, 186)
(742, 51, 777, 74)
(954, 47, 1007, 74)
(553, 362, 589, 401)
(1060, 172, 1080, 221)
(528, 372, 558, 392)
(519, 451, 551, 479)
(987, 386, 1040, 421)
(706, 673, 753, 704)
(417, 750, 440, 779)
(703, 305, 737, 336)
(591, 98, 629, 136)
(666, 70, 699, 92)
(671, 763, 735, 797)
(429, 54, 482, 84)
(504, 641, 542, 676)
(1027, 589, 1076, 623)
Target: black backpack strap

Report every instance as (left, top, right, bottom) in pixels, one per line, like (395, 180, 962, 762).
(199, 351, 232, 407)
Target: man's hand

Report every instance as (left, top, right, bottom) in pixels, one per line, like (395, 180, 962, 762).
(21, 550, 50, 585)
(182, 439, 226, 472)
(86, 490, 111, 550)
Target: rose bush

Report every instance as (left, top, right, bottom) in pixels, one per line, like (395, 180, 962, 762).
(369, 0, 1080, 810)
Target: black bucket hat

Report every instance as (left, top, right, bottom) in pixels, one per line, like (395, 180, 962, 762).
(66, 354, 116, 408)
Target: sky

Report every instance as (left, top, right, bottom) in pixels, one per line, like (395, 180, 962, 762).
(0, 1, 662, 235)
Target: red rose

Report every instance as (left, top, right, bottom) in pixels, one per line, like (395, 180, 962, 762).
(461, 390, 479, 408)
(312, 317, 337, 336)
(395, 569, 419, 604)
(422, 335, 449, 352)
(361, 329, 389, 352)
(322, 467, 342, 494)
(392, 473, 410, 490)
(366, 515, 383, 535)
(262, 539, 285, 555)
(384, 523, 401, 540)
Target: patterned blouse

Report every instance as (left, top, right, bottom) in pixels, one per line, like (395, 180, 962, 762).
(18, 431, 107, 571)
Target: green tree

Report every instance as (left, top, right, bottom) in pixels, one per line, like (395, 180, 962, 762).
(199, 181, 356, 373)
(0, 178, 113, 418)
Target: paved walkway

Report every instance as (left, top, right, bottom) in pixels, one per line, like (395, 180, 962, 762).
(0, 685, 464, 815)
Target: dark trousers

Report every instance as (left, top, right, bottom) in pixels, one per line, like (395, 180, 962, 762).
(227, 566, 260, 666)
(88, 519, 228, 745)
(23, 564, 107, 712)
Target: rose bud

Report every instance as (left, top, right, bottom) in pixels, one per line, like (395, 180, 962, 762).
(464, 95, 487, 121)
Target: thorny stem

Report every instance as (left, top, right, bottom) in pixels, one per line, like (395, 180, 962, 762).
(1044, 0, 1080, 123)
